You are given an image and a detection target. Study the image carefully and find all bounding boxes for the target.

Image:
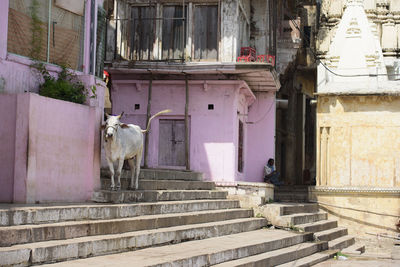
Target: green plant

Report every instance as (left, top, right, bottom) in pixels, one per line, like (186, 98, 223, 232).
(90, 85, 98, 99)
(336, 251, 349, 257)
(32, 63, 87, 104)
(288, 223, 300, 232)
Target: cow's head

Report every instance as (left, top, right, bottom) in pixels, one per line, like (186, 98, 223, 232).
(101, 112, 128, 140)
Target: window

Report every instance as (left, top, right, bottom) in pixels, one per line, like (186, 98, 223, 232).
(126, 3, 219, 62)
(162, 5, 187, 60)
(193, 5, 218, 60)
(131, 6, 156, 60)
(95, 6, 107, 77)
(7, 0, 85, 70)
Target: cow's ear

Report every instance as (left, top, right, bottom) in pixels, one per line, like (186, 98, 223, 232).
(120, 123, 129, 129)
(117, 111, 124, 120)
(105, 113, 110, 119)
(100, 124, 106, 130)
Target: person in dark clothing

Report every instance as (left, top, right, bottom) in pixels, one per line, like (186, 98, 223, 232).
(264, 158, 283, 186)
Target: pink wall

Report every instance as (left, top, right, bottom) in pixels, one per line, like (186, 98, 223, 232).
(245, 91, 276, 182)
(26, 94, 101, 203)
(0, 95, 16, 202)
(0, 93, 102, 203)
(0, 1, 106, 203)
(111, 80, 275, 184)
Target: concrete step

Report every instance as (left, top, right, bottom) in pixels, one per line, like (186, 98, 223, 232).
(295, 220, 338, 233)
(280, 203, 319, 215)
(101, 179, 215, 191)
(37, 229, 314, 267)
(328, 235, 355, 250)
(264, 203, 319, 217)
(341, 243, 366, 255)
(0, 217, 267, 266)
(314, 227, 348, 242)
(212, 241, 328, 267)
(274, 185, 309, 192)
(0, 200, 239, 226)
(277, 211, 328, 227)
(276, 250, 338, 267)
(0, 208, 252, 247)
(274, 193, 309, 202)
(92, 189, 228, 203)
(101, 168, 203, 181)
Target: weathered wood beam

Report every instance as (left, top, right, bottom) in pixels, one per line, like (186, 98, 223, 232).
(185, 74, 190, 170)
(144, 74, 152, 168)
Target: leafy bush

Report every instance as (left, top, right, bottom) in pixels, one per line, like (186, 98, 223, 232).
(33, 63, 87, 104)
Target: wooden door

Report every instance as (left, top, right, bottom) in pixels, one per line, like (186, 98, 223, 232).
(158, 119, 186, 166)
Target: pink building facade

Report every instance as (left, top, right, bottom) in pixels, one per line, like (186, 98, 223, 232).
(0, 0, 106, 203)
(104, 0, 281, 184)
(108, 65, 279, 185)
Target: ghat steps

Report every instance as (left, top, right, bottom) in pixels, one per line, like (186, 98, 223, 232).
(0, 170, 336, 266)
(264, 202, 366, 256)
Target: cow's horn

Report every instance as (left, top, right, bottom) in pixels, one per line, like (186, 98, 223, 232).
(117, 111, 124, 119)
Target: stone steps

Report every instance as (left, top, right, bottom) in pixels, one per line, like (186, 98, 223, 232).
(276, 250, 339, 267)
(92, 189, 228, 203)
(212, 241, 328, 267)
(274, 192, 309, 202)
(0, 217, 267, 266)
(101, 179, 215, 191)
(278, 211, 328, 226)
(314, 227, 348, 242)
(0, 199, 239, 226)
(274, 186, 309, 202)
(0, 208, 252, 247)
(280, 203, 319, 215)
(263, 203, 319, 217)
(341, 243, 366, 255)
(0, 172, 341, 266)
(296, 219, 338, 233)
(262, 202, 364, 256)
(101, 168, 203, 181)
(328, 235, 356, 250)
(37, 230, 314, 267)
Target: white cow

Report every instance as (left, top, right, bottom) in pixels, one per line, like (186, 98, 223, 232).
(102, 109, 171, 190)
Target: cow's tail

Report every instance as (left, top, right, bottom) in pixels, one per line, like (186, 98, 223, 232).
(141, 109, 172, 133)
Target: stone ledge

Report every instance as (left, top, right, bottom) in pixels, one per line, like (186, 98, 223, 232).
(310, 186, 400, 196)
(216, 181, 274, 208)
(236, 181, 275, 189)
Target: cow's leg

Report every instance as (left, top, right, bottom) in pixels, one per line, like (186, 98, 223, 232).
(134, 149, 142, 190)
(115, 158, 124, 191)
(107, 159, 115, 191)
(127, 158, 136, 190)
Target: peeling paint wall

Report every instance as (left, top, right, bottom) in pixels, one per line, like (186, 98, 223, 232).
(317, 95, 400, 188)
(221, 0, 239, 62)
(250, 0, 268, 55)
(315, 94, 400, 235)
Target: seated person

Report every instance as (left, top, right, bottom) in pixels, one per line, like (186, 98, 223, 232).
(264, 158, 283, 186)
